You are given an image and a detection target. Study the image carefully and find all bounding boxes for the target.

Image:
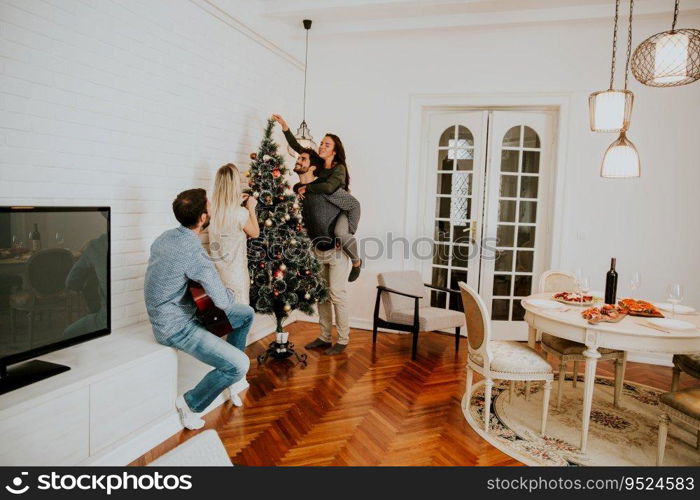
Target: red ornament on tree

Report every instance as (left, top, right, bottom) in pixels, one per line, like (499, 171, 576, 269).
(272, 168, 281, 178)
(274, 270, 284, 279)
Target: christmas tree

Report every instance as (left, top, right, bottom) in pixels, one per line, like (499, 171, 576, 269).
(246, 119, 328, 335)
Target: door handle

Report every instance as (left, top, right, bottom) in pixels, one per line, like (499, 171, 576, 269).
(470, 221, 478, 244)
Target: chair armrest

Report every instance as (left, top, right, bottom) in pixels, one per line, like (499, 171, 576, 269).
(376, 285, 422, 300)
(424, 283, 460, 295)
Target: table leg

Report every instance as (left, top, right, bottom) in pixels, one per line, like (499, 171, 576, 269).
(528, 324, 537, 350)
(581, 346, 601, 453)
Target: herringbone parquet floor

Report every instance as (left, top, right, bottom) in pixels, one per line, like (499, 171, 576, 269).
(130, 322, 697, 466)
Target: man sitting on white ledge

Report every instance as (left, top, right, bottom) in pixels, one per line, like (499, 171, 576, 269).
(144, 188, 253, 430)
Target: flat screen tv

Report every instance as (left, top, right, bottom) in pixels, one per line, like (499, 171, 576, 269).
(0, 206, 110, 394)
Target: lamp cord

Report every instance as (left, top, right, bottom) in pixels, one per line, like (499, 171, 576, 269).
(672, 0, 680, 31)
(609, 0, 621, 89)
(624, 0, 634, 90)
(302, 27, 309, 123)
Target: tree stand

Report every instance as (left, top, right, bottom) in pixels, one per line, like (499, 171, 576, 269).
(257, 318, 307, 367)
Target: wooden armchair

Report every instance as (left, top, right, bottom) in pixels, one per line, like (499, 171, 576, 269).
(372, 271, 464, 360)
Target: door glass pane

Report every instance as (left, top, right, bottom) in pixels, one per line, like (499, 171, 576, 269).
(500, 175, 517, 197)
(497, 225, 514, 247)
(495, 249, 513, 272)
(432, 267, 447, 288)
(522, 151, 540, 173)
(451, 197, 471, 221)
(500, 150, 519, 172)
(503, 126, 521, 147)
(515, 250, 534, 272)
(438, 149, 453, 170)
(439, 126, 455, 147)
(523, 126, 540, 148)
(517, 226, 536, 248)
(435, 197, 451, 218)
(431, 290, 447, 308)
(492, 274, 512, 296)
(455, 157, 474, 171)
(450, 269, 468, 289)
(451, 172, 471, 197)
(519, 201, 537, 223)
(434, 220, 450, 242)
(492, 299, 510, 320)
(512, 299, 526, 321)
(452, 223, 470, 245)
(449, 292, 464, 312)
(457, 126, 474, 146)
(436, 173, 452, 194)
(513, 275, 532, 296)
(498, 200, 516, 222)
(433, 243, 450, 265)
(519, 176, 538, 199)
(451, 245, 470, 269)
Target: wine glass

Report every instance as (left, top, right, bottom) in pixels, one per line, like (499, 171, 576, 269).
(55, 232, 65, 247)
(629, 271, 641, 297)
(579, 276, 591, 304)
(574, 267, 584, 301)
(11, 235, 23, 258)
(667, 284, 684, 318)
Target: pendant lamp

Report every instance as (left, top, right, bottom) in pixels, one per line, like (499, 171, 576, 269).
(601, 0, 641, 178)
(288, 20, 317, 157)
(589, 0, 634, 132)
(631, 0, 700, 87)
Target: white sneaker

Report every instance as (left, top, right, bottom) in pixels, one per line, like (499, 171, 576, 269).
(175, 395, 205, 430)
(228, 378, 250, 407)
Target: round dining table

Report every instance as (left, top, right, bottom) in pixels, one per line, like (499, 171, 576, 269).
(522, 292, 700, 453)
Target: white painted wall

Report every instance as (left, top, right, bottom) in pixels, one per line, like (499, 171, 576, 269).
(0, 0, 302, 331)
(305, 15, 700, 328)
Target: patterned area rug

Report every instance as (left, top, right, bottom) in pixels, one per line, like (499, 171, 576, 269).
(462, 375, 700, 466)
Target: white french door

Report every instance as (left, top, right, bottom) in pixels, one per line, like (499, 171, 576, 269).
(422, 109, 556, 339)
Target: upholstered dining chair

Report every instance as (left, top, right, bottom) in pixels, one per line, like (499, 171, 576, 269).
(671, 353, 700, 391)
(538, 270, 627, 409)
(657, 387, 700, 465)
(459, 282, 553, 436)
(373, 271, 464, 360)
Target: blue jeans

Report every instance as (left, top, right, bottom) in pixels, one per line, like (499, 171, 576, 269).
(162, 304, 254, 413)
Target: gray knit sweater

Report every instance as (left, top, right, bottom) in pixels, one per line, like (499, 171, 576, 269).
(300, 188, 360, 250)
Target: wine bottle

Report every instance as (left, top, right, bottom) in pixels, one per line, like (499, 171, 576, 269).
(29, 223, 42, 252)
(604, 257, 618, 305)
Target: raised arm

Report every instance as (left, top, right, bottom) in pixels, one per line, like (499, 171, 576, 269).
(271, 114, 322, 165)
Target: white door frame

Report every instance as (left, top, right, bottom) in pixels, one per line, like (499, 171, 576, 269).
(405, 93, 571, 277)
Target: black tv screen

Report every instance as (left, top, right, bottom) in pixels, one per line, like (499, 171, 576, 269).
(0, 207, 110, 368)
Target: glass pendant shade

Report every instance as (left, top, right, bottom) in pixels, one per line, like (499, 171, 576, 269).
(287, 121, 316, 157)
(600, 132, 641, 178)
(632, 28, 700, 87)
(588, 89, 634, 132)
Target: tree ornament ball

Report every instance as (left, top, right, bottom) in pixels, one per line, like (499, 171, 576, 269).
(253, 191, 260, 199)
(304, 292, 311, 300)
(284, 214, 291, 221)
(273, 290, 279, 297)
(279, 263, 287, 272)
(259, 262, 265, 268)
(249, 152, 257, 160)
(263, 154, 272, 162)
(244, 170, 250, 177)
(272, 168, 281, 178)
(290, 239, 298, 247)
(265, 219, 273, 227)
(292, 202, 299, 210)
(283, 303, 291, 312)
(305, 270, 311, 275)
(273, 270, 284, 279)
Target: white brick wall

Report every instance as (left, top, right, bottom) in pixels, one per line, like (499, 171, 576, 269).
(0, 0, 302, 329)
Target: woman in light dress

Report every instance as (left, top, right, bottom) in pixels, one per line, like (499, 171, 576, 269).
(209, 163, 259, 407)
(209, 163, 259, 305)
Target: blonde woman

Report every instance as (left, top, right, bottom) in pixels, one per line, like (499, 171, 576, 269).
(209, 163, 259, 305)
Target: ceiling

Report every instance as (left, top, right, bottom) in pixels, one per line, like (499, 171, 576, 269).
(251, 0, 700, 35)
